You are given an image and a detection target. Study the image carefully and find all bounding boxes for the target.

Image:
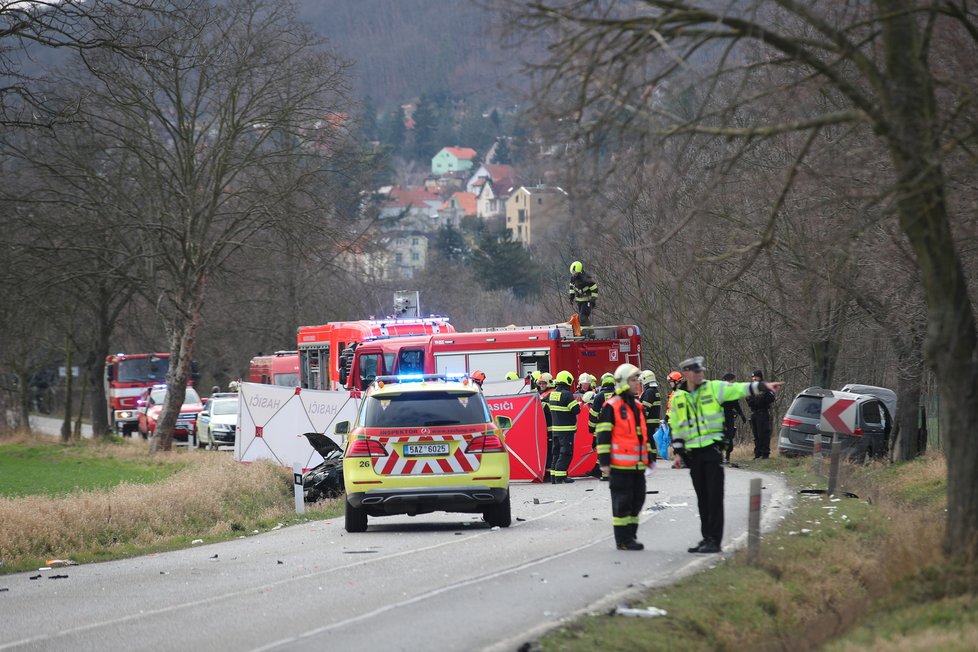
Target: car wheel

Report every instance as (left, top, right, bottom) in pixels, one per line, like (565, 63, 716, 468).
(483, 492, 511, 528)
(345, 501, 368, 533)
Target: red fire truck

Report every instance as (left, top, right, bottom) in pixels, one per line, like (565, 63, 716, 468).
(340, 323, 643, 390)
(296, 318, 455, 390)
(247, 351, 300, 386)
(104, 353, 170, 436)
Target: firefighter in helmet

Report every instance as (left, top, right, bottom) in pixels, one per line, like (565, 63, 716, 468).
(596, 363, 655, 550)
(568, 261, 598, 327)
(470, 370, 486, 390)
(547, 370, 581, 484)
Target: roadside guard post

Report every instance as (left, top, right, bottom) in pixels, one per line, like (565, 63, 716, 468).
(818, 396, 857, 496)
(747, 478, 762, 564)
(293, 462, 304, 515)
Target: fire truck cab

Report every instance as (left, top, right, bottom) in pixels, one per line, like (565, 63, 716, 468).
(341, 324, 643, 391)
(247, 351, 300, 387)
(297, 318, 454, 391)
(104, 353, 170, 436)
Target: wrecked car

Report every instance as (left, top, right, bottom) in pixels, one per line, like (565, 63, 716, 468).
(301, 432, 344, 502)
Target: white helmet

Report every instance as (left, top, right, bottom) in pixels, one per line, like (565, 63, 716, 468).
(639, 370, 657, 385)
(577, 372, 592, 386)
(581, 390, 595, 404)
(538, 372, 553, 386)
(613, 363, 641, 393)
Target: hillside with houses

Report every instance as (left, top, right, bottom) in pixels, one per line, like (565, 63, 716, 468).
(345, 145, 569, 283)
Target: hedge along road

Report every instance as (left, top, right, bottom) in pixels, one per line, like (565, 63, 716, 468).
(0, 467, 792, 652)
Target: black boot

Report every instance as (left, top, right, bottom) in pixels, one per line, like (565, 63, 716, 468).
(617, 540, 644, 551)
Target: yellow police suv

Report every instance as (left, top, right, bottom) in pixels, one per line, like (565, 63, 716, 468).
(338, 374, 512, 533)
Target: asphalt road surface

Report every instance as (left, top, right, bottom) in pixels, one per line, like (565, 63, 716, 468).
(0, 466, 792, 652)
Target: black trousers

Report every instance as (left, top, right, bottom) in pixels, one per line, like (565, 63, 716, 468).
(609, 470, 646, 544)
(688, 444, 724, 544)
(575, 301, 592, 326)
(551, 431, 574, 475)
(751, 411, 772, 458)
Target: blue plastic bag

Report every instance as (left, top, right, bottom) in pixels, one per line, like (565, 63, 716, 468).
(653, 423, 671, 459)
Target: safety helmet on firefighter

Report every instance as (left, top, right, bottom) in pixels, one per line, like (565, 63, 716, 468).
(600, 372, 615, 387)
(470, 370, 486, 385)
(577, 372, 591, 386)
(589, 374, 597, 386)
(538, 372, 553, 386)
(555, 370, 574, 386)
(581, 390, 595, 405)
(531, 370, 542, 381)
(613, 363, 641, 394)
(667, 371, 682, 383)
(569, 260, 583, 274)
(639, 370, 656, 386)
(504, 372, 519, 381)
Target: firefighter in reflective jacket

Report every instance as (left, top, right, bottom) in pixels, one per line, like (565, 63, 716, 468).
(639, 370, 661, 433)
(547, 371, 581, 483)
(669, 356, 783, 554)
(597, 364, 654, 550)
(568, 261, 599, 327)
(588, 372, 616, 479)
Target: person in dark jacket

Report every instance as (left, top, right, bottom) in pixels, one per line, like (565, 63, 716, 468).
(588, 372, 616, 479)
(720, 372, 747, 463)
(746, 369, 776, 459)
(568, 261, 598, 327)
(547, 371, 581, 483)
(596, 363, 655, 550)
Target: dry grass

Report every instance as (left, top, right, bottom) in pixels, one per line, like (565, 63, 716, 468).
(541, 452, 965, 652)
(0, 449, 305, 572)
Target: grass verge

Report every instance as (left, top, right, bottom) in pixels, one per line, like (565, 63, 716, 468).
(0, 434, 343, 574)
(538, 450, 969, 651)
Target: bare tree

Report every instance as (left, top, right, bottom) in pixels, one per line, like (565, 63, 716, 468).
(513, 0, 978, 557)
(35, 0, 359, 451)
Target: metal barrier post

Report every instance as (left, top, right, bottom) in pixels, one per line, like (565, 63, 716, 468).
(293, 462, 305, 515)
(747, 478, 762, 564)
(813, 431, 823, 476)
(827, 433, 842, 496)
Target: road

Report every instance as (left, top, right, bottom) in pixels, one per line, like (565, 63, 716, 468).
(0, 467, 792, 652)
(28, 415, 93, 439)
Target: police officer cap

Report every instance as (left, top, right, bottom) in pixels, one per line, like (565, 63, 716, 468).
(679, 356, 706, 372)
(721, 372, 736, 381)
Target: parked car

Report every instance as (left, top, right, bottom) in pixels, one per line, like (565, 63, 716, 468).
(136, 384, 203, 440)
(339, 374, 513, 533)
(778, 386, 892, 461)
(196, 392, 239, 449)
(301, 432, 344, 501)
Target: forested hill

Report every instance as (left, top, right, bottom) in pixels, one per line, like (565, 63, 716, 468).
(296, 0, 526, 106)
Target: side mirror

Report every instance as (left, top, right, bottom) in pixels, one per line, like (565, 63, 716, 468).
(335, 421, 350, 435)
(494, 415, 513, 431)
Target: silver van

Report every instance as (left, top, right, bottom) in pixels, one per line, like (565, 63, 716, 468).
(778, 387, 892, 461)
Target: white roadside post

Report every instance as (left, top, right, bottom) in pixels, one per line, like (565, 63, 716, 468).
(293, 463, 305, 515)
(818, 396, 857, 496)
(747, 478, 762, 564)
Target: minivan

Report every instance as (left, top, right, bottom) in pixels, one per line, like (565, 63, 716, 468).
(778, 387, 892, 461)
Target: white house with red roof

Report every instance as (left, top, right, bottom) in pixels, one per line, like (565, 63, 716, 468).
(431, 146, 478, 176)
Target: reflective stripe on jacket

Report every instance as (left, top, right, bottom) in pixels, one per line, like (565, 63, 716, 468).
(641, 384, 661, 429)
(668, 380, 755, 449)
(545, 387, 580, 433)
(595, 393, 650, 470)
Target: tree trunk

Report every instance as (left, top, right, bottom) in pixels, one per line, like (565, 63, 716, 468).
(88, 293, 113, 437)
(810, 338, 838, 389)
(892, 366, 922, 461)
(880, 1, 978, 559)
(16, 370, 31, 432)
(74, 365, 88, 442)
(151, 278, 206, 453)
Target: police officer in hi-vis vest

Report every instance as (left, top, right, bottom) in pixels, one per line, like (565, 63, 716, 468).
(669, 356, 783, 554)
(596, 363, 656, 551)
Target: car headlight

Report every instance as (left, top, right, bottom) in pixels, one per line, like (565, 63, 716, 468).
(213, 424, 233, 432)
(117, 411, 134, 420)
